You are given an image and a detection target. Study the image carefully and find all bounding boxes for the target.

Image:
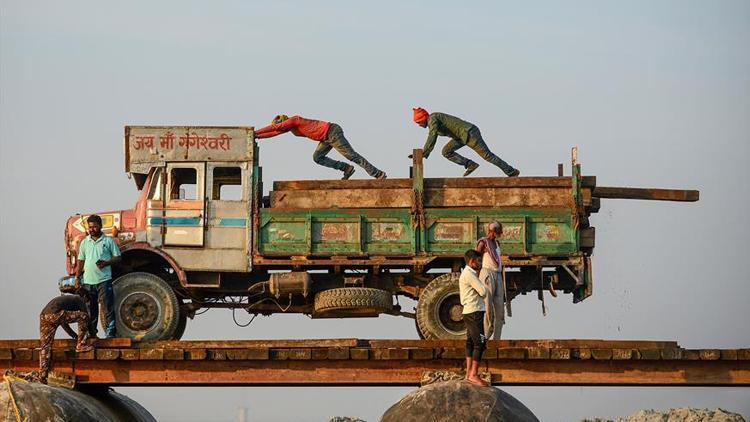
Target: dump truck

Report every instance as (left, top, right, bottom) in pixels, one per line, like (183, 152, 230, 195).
(61, 126, 698, 341)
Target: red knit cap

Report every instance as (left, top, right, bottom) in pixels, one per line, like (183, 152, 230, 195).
(413, 107, 429, 125)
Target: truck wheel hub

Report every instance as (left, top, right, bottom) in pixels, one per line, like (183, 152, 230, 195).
(449, 305, 463, 322)
(121, 292, 160, 331)
(436, 294, 464, 333)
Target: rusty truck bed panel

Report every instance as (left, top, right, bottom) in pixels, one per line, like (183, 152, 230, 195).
(270, 176, 581, 209)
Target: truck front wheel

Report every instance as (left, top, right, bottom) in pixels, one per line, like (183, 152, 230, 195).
(415, 273, 466, 340)
(111, 272, 180, 341)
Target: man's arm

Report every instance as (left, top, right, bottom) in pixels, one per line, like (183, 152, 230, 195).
(475, 238, 486, 254)
(254, 118, 297, 139)
(75, 243, 86, 288)
(96, 239, 122, 269)
(468, 272, 487, 297)
(75, 260, 84, 288)
(422, 116, 439, 159)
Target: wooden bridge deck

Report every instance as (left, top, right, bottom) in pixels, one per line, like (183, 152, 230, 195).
(2, 339, 748, 387)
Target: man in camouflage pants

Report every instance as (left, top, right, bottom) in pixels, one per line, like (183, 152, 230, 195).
(412, 107, 520, 177)
(38, 293, 93, 383)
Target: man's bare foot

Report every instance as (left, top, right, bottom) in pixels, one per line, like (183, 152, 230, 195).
(467, 376, 490, 387)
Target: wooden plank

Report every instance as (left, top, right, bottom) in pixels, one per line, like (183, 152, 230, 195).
(551, 348, 571, 360)
(372, 349, 409, 360)
(592, 187, 699, 202)
(349, 348, 369, 360)
(721, 350, 738, 360)
(223, 350, 248, 360)
(682, 350, 701, 360)
(246, 349, 270, 360)
(700, 350, 721, 361)
(163, 349, 185, 360)
(311, 349, 328, 360)
(0, 349, 12, 360)
(52, 349, 70, 360)
(208, 350, 227, 360)
(612, 349, 634, 360)
(571, 348, 592, 360)
(139, 339, 358, 349)
(661, 349, 683, 360)
(140, 349, 164, 360)
(738, 350, 750, 360)
(482, 348, 498, 359)
(76, 350, 94, 360)
(528, 348, 551, 360)
(96, 349, 120, 360)
(441, 348, 465, 359)
(270, 349, 289, 360)
(287, 349, 312, 360)
(409, 348, 434, 360)
(187, 349, 207, 360)
(366, 339, 679, 349)
(638, 349, 662, 360)
(119, 349, 139, 360)
(12, 349, 33, 361)
(0, 338, 131, 349)
(591, 349, 613, 360)
(327, 347, 349, 360)
(497, 348, 527, 360)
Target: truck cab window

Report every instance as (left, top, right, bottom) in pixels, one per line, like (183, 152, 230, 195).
(147, 168, 163, 200)
(170, 168, 197, 200)
(212, 167, 242, 200)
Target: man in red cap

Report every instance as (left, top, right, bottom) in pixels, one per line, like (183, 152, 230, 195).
(255, 115, 386, 180)
(412, 108, 519, 177)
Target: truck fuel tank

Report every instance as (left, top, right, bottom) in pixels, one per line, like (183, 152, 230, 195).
(269, 272, 312, 298)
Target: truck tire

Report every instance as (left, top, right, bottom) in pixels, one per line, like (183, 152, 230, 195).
(170, 308, 188, 341)
(111, 272, 180, 342)
(314, 287, 393, 316)
(416, 273, 466, 340)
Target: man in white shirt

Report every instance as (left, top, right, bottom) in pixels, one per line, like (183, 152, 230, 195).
(476, 221, 506, 340)
(459, 249, 489, 386)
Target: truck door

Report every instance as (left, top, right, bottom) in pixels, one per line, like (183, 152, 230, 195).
(164, 162, 206, 247)
(204, 162, 251, 271)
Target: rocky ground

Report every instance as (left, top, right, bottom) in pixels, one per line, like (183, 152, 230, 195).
(583, 408, 746, 422)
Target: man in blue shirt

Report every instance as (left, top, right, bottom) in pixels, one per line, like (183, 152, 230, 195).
(75, 214, 121, 338)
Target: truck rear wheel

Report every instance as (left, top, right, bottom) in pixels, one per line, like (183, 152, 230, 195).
(416, 273, 466, 340)
(314, 287, 393, 316)
(111, 272, 180, 342)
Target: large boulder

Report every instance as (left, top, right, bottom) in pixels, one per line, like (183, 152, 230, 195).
(1, 375, 155, 422)
(584, 408, 747, 422)
(381, 380, 539, 422)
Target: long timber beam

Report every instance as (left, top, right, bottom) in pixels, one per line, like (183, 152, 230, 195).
(2, 339, 747, 387)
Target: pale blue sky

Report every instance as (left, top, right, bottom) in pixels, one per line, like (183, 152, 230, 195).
(1, 1, 749, 421)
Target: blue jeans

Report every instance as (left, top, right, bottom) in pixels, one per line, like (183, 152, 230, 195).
(313, 124, 384, 178)
(85, 280, 116, 336)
